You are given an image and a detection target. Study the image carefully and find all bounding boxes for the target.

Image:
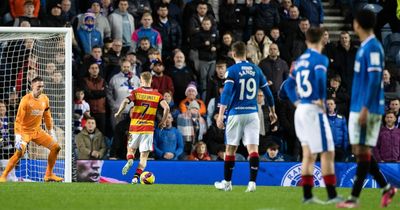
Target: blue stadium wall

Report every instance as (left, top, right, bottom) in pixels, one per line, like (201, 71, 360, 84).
(18, 160, 400, 187)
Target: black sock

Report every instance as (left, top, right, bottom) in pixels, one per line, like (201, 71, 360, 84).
(302, 175, 314, 199)
(323, 175, 338, 199)
(351, 155, 371, 198)
(249, 153, 259, 182)
(224, 155, 235, 181)
(369, 157, 388, 188)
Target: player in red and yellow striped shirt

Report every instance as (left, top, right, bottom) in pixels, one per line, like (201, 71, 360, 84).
(0, 77, 63, 182)
(115, 72, 169, 183)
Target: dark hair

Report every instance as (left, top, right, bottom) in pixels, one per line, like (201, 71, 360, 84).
(299, 17, 309, 23)
(340, 31, 350, 36)
(86, 116, 96, 121)
(355, 9, 376, 30)
(266, 142, 279, 150)
(231, 41, 247, 57)
(305, 27, 325, 44)
(92, 45, 102, 50)
(158, 3, 169, 10)
(216, 59, 227, 66)
(31, 77, 43, 83)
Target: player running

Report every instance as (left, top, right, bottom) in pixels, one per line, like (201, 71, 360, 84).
(283, 27, 341, 204)
(0, 77, 63, 182)
(214, 41, 277, 192)
(115, 72, 169, 184)
(337, 9, 397, 208)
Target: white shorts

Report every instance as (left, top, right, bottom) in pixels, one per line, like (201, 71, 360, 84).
(225, 112, 259, 146)
(348, 112, 382, 147)
(294, 104, 334, 154)
(128, 133, 154, 152)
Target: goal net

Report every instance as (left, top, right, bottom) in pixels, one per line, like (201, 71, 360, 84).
(0, 27, 72, 182)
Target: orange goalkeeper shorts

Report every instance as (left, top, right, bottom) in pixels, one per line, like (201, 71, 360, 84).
(21, 130, 55, 149)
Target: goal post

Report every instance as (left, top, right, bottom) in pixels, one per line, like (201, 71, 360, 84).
(0, 27, 72, 182)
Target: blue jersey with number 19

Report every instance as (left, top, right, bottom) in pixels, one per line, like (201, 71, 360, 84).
(350, 35, 385, 114)
(220, 60, 274, 116)
(284, 49, 328, 104)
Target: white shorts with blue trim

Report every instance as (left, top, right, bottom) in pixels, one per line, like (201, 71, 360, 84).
(128, 133, 154, 152)
(294, 104, 334, 154)
(225, 112, 260, 146)
(348, 112, 382, 147)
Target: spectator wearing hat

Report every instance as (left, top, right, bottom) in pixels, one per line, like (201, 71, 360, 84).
(108, 0, 135, 51)
(179, 82, 207, 116)
(43, 3, 66, 27)
(151, 59, 174, 95)
(77, 0, 111, 40)
(177, 100, 207, 155)
(261, 142, 285, 161)
(77, 12, 103, 55)
(9, 0, 40, 19)
(125, 51, 142, 76)
(13, 0, 40, 26)
(131, 12, 162, 53)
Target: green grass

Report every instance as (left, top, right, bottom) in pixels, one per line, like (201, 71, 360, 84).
(0, 183, 398, 210)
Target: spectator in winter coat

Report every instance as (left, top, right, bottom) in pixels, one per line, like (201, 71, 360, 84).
(154, 113, 184, 160)
(293, 0, 323, 26)
(247, 29, 273, 65)
(76, 117, 107, 159)
(77, 13, 103, 55)
(131, 12, 162, 53)
(374, 111, 400, 162)
(151, 59, 174, 95)
(327, 98, 349, 162)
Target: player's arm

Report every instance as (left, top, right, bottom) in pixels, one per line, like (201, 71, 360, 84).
(216, 79, 234, 128)
(314, 64, 328, 111)
(114, 98, 130, 118)
(14, 98, 27, 135)
(43, 107, 54, 131)
(282, 75, 299, 106)
(364, 52, 383, 110)
(159, 100, 170, 127)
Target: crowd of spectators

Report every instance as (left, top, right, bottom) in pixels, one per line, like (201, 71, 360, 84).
(0, 0, 399, 162)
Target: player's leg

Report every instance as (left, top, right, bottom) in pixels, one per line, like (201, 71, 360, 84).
(215, 115, 242, 191)
(122, 134, 138, 175)
(0, 135, 28, 182)
(35, 131, 63, 182)
(242, 113, 261, 192)
(132, 151, 150, 183)
(320, 151, 342, 204)
(300, 145, 319, 203)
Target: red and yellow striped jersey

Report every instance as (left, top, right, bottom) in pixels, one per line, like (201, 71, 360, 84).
(128, 87, 163, 134)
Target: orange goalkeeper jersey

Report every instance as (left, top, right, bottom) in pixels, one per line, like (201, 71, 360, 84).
(15, 93, 53, 134)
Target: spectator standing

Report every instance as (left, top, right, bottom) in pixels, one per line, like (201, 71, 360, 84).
(327, 98, 349, 162)
(151, 59, 174, 95)
(154, 113, 184, 160)
(76, 117, 107, 159)
(293, 0, 323, 27)
(76, 13, 103, 56)
(9, 0, 40, 19)
(153, 3, 182, 59)
(247, 29, 273, 65)
(77, 0, 111, 40)
(108, 0, 135, 52)
(251, 0, 280, 34)
(131, 12, 162, 53)
(13, 0, 40, 27)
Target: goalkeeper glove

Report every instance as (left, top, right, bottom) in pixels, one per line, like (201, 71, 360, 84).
(15, 134, 26, 151)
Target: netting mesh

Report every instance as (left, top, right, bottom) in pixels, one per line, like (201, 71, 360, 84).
(0, 32, 66, 181)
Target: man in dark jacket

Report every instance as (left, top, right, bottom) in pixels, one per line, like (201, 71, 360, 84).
(153, 3, 182, 59)
(251, 0, 280, 34)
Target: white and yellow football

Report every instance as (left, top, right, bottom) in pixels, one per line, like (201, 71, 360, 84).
(140, 171, 155, 184)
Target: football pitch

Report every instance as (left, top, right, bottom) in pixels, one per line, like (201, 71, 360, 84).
(0, 183, 398, 210)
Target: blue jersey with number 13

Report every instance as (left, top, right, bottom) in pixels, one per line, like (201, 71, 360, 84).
(284, 48, 329, 104)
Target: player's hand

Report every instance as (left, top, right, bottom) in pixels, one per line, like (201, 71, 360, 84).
(359, 107, 368, 128)
(269, 112, 278, 125)
(114, 112, 121, 119)
(216, 115, 225, 129)
(312, 99, 325, 113)
(15, 134, 25, 151)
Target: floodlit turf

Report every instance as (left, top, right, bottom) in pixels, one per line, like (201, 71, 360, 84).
(0, 183, 399, 210)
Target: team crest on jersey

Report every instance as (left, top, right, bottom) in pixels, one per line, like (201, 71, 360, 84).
(281, 163, 325, 187)
(354, 61, 360, 72)
(339, 165, 380, 188)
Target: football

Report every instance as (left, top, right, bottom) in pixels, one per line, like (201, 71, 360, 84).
(140, 171, 155, 184)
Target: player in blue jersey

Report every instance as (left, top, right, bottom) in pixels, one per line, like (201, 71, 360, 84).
(283, 27, 341, 204)
(337, 10, 397, 209)
(214, 41, 277, 192)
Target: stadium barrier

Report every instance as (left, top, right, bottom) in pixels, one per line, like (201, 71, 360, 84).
(17, 160, 400, 187)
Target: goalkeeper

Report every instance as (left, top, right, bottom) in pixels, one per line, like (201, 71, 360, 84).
(0, 77, 63, 182)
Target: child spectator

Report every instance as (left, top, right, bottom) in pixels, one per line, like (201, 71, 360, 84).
(74, 89, 91, 134)
(188, 141, 211, 161)
(373, 111, 400, 162)
(154, 113, 184, 160)
(76, 117, 107, 160)
(261, 142, 285, 161)
(77, 13, 103, 55)
(190, 17, 218, 96)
